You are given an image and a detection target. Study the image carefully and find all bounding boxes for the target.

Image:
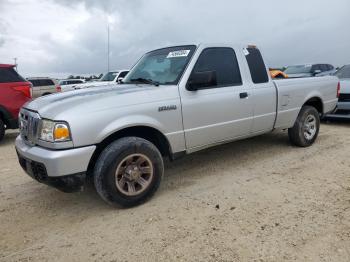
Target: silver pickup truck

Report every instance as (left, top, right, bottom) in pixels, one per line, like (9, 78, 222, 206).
(15, 44, 338, 207)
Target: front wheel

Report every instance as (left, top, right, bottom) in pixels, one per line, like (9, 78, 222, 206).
(0, 118, 5, 142)
(93, 137, 164, 207)
(288, 106, 320, 147)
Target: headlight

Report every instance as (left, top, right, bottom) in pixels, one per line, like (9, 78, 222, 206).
(39, 119, 71, 142)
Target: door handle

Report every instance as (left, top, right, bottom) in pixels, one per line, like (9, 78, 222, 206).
(239, 92, 248, 99)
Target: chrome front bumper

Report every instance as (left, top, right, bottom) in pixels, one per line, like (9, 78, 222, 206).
(15, 136, 96, 178)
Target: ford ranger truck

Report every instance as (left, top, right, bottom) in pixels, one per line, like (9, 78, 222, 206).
(15, 44, 339, 207)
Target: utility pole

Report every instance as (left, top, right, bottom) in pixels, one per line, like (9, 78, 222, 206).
(14, 58, 18, 71)
(107, 23, 110, 73)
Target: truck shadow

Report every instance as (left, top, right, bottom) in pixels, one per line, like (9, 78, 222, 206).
(322, 118, 350, 127)
(161, 131, 291, 193)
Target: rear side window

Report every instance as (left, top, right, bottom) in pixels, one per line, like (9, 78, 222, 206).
(320, 64, 328, 72)
(245, 48, 269, 84)
(0, 67, 26, 83)
(327, 64, 334, 71)
(191, 47, 242, 88)
(43, 79, 54, 85)
(29, 79, 54, 86)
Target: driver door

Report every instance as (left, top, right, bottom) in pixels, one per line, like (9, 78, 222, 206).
(179, 47, 253, 150)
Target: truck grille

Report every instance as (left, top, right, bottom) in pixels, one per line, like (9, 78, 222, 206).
(339, 93, 350, 102)
(19, 109, 41, 146)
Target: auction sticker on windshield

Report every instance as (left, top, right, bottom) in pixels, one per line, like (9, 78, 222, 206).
(167, 50, 191, 58)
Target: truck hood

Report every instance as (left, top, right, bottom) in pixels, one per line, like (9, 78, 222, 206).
(74, 81, 114, 89)
(24, 83, 178, 119)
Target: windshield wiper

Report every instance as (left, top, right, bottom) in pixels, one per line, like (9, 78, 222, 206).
(130, 78, 160, 86)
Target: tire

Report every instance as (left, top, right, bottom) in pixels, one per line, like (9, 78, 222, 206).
(288, 106, 320, 147)
(94, 137, 164, 208)
(0, 118, 4, 142)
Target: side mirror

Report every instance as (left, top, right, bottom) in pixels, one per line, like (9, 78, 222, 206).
(313, 69, 322, 76)
(117, 78, 124, 83)
(187, 71, 217, 91)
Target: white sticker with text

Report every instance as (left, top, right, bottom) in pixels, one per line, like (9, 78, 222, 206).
(167, 50, 191, 58)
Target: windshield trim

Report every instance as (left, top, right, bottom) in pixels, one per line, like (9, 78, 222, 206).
(122, 45, 198, 86)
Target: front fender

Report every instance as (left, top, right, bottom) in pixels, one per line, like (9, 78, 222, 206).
(97, 115, 167, 143)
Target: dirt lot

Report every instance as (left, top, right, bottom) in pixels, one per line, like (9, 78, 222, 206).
(1, 122, 350, 262)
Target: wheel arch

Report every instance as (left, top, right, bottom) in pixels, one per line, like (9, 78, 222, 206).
(87, 125, 172, 175)
(303, 96, 324, 115)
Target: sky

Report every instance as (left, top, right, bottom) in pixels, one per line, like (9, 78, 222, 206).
(0, 0, 349, 78)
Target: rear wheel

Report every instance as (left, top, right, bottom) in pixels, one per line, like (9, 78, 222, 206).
(0, 118, 5, 142)
(93, 137, 164, 207)
(288, 106, 320, 147)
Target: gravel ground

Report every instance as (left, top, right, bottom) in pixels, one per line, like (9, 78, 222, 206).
(0, 122, 350, 262)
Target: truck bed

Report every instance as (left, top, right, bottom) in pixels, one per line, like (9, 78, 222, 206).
(273, 76, 338, 129)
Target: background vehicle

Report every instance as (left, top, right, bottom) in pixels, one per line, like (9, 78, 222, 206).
(284, 64, 336, 78)
(325, 64, 350, 118)
(15, 44, 338, 207)
(0, 64, 32, 142)
(59, 79, 85, 92)
(26, 77, 61, 98)
(100, 70, 129, 82)
(75, 70, 129, 90)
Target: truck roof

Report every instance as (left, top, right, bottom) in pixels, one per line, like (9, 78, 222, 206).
(148, 43, 258, 53)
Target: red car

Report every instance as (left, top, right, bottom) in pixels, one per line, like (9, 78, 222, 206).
(0, 64, 32, 141)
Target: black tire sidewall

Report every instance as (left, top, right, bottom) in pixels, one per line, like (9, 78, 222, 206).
(0, 118, 5, 142)
(293, 106, 320, 146)
(94, 137, 164, 207)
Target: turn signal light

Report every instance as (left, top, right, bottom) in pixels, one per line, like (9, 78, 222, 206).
(54, 124, 70, 141)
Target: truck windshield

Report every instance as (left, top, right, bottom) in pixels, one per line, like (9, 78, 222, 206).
(101, 71, 118, 81)
(284, 65, 312, 74)
(336, 65, 350, 79)
(123, 45, 196, 85)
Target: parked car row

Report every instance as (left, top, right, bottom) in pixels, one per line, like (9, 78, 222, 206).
(284, 63, 336, 78)
(269, 63, 336, 79)
(1, 52, 349, 144)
